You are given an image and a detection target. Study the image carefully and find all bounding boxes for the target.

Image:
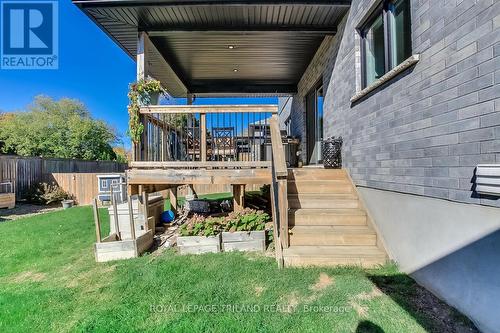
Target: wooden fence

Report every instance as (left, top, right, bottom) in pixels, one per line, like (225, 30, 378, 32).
(0, 155, 127, 201)
(0, 155, 264, 206)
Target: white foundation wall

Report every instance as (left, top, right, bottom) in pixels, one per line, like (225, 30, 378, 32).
(358, 187, 500, 333)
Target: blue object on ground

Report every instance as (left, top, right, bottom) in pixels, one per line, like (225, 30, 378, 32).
(161, 210, 175, 223)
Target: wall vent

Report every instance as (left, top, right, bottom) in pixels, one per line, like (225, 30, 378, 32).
(475, 164, 500, 196)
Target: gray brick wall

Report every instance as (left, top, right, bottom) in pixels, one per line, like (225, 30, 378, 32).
(288, 0, 500, 207)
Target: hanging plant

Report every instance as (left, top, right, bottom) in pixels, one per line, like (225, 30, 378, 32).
(127, 78, 166, 143)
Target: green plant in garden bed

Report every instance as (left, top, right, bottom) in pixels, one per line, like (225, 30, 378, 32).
(179, 214, 223, 237)
(223, 208, 270, 232)
(179, 209, 271, 237)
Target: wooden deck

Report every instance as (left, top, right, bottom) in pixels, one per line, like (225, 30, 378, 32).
(127, 102, 387, 268)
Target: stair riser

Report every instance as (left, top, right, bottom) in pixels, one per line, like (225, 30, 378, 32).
(288, 183, 354, 194)
(288, 199, 359, 209)
(283, 257, 387, 268)
(289, 169, 347, 178)
(289, 214, 367, 226)
(289, 175, 349, 181)
(289, 234, 377, 246)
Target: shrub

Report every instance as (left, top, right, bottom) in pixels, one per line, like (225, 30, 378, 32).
(179, 209, 271, 237)
(222, 208, 270, 233)
(23, 182, 73, 205)
(179, 214, 223, 237)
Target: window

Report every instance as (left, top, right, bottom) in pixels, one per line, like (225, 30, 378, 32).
(101, 180, 107, 189)
(361, 0, 412, 88)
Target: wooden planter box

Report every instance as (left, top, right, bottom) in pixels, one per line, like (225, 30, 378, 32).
(94, 230, 154, 263)
(222, 231, 266, 252)
(108, 195, 164, 239)
(177, 234, 221, 254)
(0, 193, 15, 209)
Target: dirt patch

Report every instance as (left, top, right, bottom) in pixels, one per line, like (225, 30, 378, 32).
(309, 272, 334, 291)
(349, 300, 368, 317)
(254, 285, 265, 297)
(355, 286, 383, 301)
(11, 271, 47, 283)
(0, 203, 61, 222)
(368, 275, 479, 333)
(65, 264, 117, 289)
(348, 286, 382, 317)
(410, 285, 478, 333)
(281, 291, 300, 313)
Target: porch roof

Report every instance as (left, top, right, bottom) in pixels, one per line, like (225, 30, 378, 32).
(73, 0, 350, 97)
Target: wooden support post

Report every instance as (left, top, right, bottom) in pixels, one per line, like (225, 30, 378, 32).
(137, 32, 150, 161)
(169, 187, 178, 215)
(142, 191, 149, 231)
(128, 195, 136, 240)
(200, 113, 207, 162)
(232, 184, 245, 212)
(270, 182, 284, 268)
(92, 198, 102, 243)
(278, 179, 289, 249)
(111, 186, 121, 240)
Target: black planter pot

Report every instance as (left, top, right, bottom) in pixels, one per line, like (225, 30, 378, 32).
(322, 137, 343, 169)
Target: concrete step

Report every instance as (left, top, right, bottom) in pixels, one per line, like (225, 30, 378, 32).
(288, 194, 359, 209)
(289, 208, 367, 226)
(289, 226, 377, 246)
(287, 180, 354, 194)
(288, 168, 349, 181)
(283, 245, 387, 268)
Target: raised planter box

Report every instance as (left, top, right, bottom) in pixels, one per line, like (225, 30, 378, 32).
(222, 231, 266, 252)
(177, 234, 221, 254)
(94, 230, 154, 263)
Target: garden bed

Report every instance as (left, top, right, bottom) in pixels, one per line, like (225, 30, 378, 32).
(177, 234, 221, 254)
(222, 231, 266, 252)
(177, 208, 270, 254)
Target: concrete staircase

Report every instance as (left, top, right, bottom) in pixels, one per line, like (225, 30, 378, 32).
(283, 168, 387, 268)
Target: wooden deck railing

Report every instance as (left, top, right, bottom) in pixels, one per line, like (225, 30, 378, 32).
(130, 105, 288, 267)
(269, 115, 289, 267)
(132, 104, 278, 168)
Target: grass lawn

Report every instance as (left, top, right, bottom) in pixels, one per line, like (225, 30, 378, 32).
(0, 206, 475, 333)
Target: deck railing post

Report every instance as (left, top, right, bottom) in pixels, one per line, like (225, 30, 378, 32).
(142, 191, 149, 231)
(232, 184, 245, 212)
(92, 198, 102, 243)
(169, 187, 178, 215)
(200, 112, 207, 162)
(111, 186, 121, 240)
(128, 195, 136, 240)
(269, 114, 288, 267)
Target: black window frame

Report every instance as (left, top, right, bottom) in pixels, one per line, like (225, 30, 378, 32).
(359, 0, 412, 89)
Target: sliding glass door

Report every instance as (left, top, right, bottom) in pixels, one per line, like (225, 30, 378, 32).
(306, 83, 324, 165)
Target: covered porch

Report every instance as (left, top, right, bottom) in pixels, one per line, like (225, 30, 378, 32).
(73, 0, 355, 266)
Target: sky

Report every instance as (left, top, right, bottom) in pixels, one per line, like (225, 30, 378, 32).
(0, 0, 277, 147)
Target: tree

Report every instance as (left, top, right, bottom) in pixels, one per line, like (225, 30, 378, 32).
(0, 96, 120, 161)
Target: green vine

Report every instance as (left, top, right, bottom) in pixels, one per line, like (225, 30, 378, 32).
(127, 79, 166, 143)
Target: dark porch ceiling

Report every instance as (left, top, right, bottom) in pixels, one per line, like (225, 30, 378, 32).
(73, 0, 350, 97)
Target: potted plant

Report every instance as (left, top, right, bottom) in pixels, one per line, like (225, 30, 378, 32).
(221, 209, 270, 252)
(127, 78, 166, 144)
(178, 215, 223, 254)
(61, 199, 74, 209)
